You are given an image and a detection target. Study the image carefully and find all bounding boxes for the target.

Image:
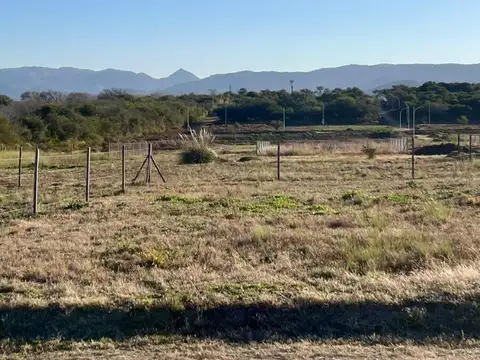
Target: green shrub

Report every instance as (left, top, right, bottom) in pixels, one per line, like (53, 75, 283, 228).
(342, 190, 368, 205)
(369, 129, 394, 139)
(362, 144, 377, 159)
(178, 128, 217, 164)
(180, 148, 216, 164)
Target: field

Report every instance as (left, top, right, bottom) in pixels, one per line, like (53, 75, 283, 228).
(1, 142, 480, 359)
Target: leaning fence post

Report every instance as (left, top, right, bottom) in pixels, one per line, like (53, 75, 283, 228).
(18, 146, 22, 188)
(277, 140, 281, 180)
(122, 144, 126, 193)
(85, 147, 91, 202)
(33, 148, 39, 215)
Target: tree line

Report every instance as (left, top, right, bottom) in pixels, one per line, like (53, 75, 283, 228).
(0, 82, 479, 148)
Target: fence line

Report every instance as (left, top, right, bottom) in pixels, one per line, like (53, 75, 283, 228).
(1, 137, 479, 219)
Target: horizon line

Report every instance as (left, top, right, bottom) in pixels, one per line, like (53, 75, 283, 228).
(2, 62, 480, 81)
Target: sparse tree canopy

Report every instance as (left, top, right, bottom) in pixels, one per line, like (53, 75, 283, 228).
(3, 81, 480, 148)
(0, 115, 19, 144)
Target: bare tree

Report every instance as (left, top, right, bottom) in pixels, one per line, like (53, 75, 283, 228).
(66, 92, 91, 103)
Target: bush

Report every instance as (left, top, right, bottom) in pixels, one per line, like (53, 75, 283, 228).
(362, 144, 377, 159)
(178, 127, 217, 164)
(181, 148, 216, 164)
(369, 129, 394, 139)
(0, 115, 19, 144)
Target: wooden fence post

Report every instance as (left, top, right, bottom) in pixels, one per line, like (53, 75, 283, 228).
(33, 148, 39, 215)
(18, 146, 22, 188)
(146, 143, 152, 184)
(457, 133, 461, 150)
(85, 147, 91, 202)
(277, 140, 281, 181)
(411, 133, 415, 180)
(470, 134, 473, 162)
(122, 144, 126, 193)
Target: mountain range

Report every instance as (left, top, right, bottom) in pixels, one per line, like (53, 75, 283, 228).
(2, 63, 480, 99)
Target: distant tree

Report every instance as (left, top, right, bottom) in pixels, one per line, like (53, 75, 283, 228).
(66, 92, 90, 103)
(0, 115, 19, 144)
(237, 88, 248, 96)
(0, 94, 13, 107)
(457, 115, 469, 125)
(39, 90, 65, 103)
(315, 86, 325, 96)
(97, 88, 134, 101)
(20, 91, 40, 101)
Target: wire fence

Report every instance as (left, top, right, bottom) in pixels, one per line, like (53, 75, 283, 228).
(1, 136, 479, 220)
(0, 147, 151, 219)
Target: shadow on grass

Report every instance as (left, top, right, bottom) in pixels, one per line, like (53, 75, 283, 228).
(2, 297, 480, 343)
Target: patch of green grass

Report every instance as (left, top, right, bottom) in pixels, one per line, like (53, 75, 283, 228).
(266, 195, 298, 209)
(363, 211, 391, 230)
(208, 198, 237, 208)
(309, 204, 338, 215)
(62, 201, 89, 211)
(157, 195, 202, 204)
(342, 231, 454, 275)
(341, 190, 370, 205)
(210, 282, 281, 299)
(239, 202, 273, 214)
(385, 194, 411, 204)
(251, 226, 272, 244)
(422, 200, 453, 223)
(141, 248, 172, 269)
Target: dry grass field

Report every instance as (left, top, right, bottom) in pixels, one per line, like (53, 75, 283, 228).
(0, 143, 480, 358)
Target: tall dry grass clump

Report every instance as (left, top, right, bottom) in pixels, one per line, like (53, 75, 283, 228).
(178, 128, 217, 164)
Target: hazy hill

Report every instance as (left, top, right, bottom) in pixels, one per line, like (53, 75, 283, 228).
(3, 63, 480, 98)
(163, 64, 480, 94)
(0, 67, 199, 98)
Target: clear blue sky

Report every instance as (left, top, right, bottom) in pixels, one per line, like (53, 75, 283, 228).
(1, 0, 479, 78)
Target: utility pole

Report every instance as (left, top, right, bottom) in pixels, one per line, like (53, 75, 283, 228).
(412, 106, 423, 134)
(411, 105, 423, 179)
(405, 103, 410, 129)
(399, 107, 407, 128)
(289, 80, 295, 94)
(392, 95, 401, 109)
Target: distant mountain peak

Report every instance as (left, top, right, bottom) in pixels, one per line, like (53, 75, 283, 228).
(168, 68, 199, 80)
(0, 66, 199, 98)
(3, 63, 480, 99)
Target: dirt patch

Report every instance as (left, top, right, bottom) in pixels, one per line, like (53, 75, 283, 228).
(238, 156, 260, 162)
(414, 143, 471, 156)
